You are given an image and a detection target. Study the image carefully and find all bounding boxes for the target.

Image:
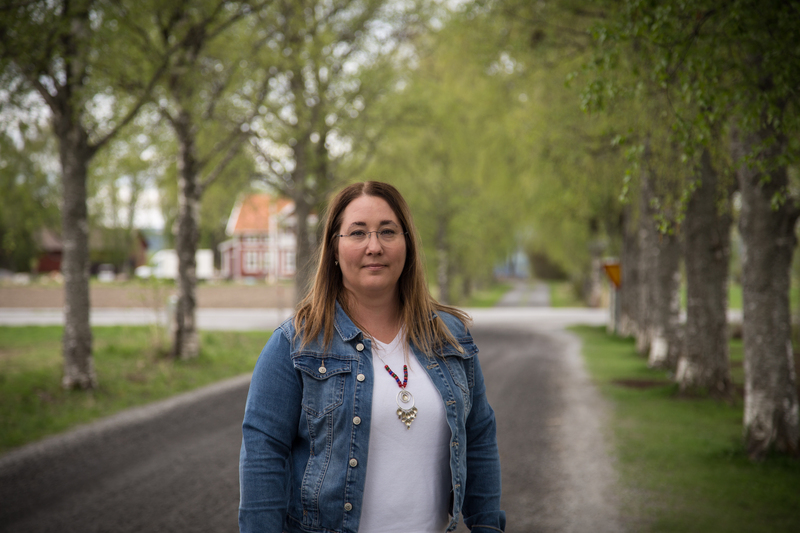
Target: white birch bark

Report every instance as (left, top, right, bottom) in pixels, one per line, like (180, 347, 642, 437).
(59, 115, 97, 389)
(736, 123, 800, 459)
(172, 109, 200, 360)
(676, 147, 733, 395)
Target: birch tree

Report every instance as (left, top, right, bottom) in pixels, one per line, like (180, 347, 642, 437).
(465, 0, 632, 304)
(0, 0, 165, 388)
(589, 0, 800, 458)
(133, 0, 268, 359)
(358, 12, 536, 303)
(248, 0, 420, 303)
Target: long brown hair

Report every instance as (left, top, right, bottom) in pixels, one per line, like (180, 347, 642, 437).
(294, 181, 470, 354)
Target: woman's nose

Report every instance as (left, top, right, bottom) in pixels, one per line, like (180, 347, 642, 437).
(365, 232, 383, 253)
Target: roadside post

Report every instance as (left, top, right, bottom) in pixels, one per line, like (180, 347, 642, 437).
(602, 259, 621, 335)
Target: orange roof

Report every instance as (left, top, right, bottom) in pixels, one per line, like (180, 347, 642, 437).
(228, 194, 293, 234)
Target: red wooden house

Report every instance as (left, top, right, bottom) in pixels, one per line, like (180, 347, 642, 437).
(34, 227, 149, 275)
(218, 193, 314, 281)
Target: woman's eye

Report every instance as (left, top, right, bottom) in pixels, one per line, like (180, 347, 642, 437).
(380, 229, 397, 236)
(349, 230, 367, 237)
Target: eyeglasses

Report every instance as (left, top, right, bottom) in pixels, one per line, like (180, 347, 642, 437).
(336, 229, 408, 245)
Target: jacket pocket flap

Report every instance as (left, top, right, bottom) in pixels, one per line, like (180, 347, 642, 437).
(293, 355, 352, 380)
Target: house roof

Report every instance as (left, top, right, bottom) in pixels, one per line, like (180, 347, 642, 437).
(226, 193, 294, 235)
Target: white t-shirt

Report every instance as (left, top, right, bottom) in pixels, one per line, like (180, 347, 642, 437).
(358, 332, 451, 533)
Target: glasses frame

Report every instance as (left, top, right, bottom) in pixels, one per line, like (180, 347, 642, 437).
(335, 229, 409, 245)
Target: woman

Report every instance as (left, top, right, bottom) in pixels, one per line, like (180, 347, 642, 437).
(239, 181, 505, 533)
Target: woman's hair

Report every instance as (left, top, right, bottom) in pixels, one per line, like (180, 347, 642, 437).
(294, 181, 470, 354)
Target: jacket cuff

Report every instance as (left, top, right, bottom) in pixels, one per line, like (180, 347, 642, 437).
(464, 510, 506, 532)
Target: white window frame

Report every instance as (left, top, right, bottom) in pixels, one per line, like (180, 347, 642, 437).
(244, 250, 260, 273)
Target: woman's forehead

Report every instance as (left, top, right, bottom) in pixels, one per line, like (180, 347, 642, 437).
(340, 195, 400, 225)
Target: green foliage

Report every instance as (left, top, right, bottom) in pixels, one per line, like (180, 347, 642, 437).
(473, 1, 631, 280)
(0, 123, 60, 272)
(574, 326, 800, 532)
(247, 0, 416, 209)
(360, 13, 533, 301)
(0, 325, 268, 453)
(583, 0, 800, 215)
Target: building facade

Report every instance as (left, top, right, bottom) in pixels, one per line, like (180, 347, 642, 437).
(219, 193, 312, 281)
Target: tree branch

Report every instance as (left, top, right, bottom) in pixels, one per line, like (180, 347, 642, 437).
(90, 57, 170, 155)
(198, 136, 245, 193)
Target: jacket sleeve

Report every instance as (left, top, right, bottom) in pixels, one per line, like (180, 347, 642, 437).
(239, 327, 302, 532)
(462, 350, 506, 532)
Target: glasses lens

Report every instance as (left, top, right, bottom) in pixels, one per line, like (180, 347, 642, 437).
(344, 229, 402, 244)
(378, 229, 397, 242)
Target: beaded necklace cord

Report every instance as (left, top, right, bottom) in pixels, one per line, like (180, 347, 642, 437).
(384, 364, 408, 389)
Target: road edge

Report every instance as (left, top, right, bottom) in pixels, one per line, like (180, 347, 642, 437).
(0, 373, 252, 473)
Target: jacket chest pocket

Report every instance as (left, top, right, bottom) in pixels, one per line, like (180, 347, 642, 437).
(293, 354, 352, 418)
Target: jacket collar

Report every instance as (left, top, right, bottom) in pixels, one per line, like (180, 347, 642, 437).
(332, 300, 443, 342)
(333, 300, 363, 342)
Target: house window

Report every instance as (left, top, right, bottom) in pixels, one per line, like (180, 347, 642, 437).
(244, 250, 260, 273)
(283, 251, 296, 274)
(245, 235, 258, 244)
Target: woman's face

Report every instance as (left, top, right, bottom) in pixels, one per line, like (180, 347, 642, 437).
(335, 194, 407, 303)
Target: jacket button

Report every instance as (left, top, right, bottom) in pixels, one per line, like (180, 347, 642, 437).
(353, 416, 361, 425)
(356, 343, 365, 351)
(344, 503, 353, 511)
(357, 373, 366, 382)
(319, 366, 327, 374)
(349, 458, 358, 467)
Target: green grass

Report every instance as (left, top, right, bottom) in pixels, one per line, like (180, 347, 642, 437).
(679, 283, 743, 310)
(463, 282, 512, 307)
(547, 280, 584, 307)
(0, 326, 269, 454)
(680, 283, 800, 311)
(572, 326, 800, 533)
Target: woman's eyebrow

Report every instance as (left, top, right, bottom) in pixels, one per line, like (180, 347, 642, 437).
(346, 220, 399, 229)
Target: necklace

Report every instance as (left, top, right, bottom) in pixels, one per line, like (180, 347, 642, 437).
(383, 363, 418, 429)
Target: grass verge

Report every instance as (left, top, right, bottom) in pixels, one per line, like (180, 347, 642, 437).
(463, 282, 512, 307)
(0, 326, 269, 454)
(547, 280, 584, 307)
(571, 326, 800, 533)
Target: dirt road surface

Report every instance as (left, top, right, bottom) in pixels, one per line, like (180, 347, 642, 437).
(0, 318, 623, 533)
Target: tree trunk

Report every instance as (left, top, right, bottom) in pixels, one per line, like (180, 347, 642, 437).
(293, 196, 314, 305)
(57, 115, 97, 389)
(635, 147, 657, 355)
(736, 123, 799, 460)
(618, 206, 640, 338)
(172, 109, 200, 360)
(647, 229, 682, 370)
(676, 147, 733, 395)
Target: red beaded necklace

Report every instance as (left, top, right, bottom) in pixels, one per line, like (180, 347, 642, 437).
(383, 364, 408, 388)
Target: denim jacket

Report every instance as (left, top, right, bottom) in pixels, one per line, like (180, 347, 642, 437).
(239, 302, 505, 533)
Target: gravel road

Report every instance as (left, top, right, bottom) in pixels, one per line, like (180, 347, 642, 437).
(0, 316, 622, 533)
